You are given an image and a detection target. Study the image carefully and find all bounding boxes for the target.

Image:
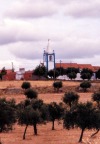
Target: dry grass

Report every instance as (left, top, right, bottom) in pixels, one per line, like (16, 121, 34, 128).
(0, 80, 80, 88)
(0, 80, 100, 144)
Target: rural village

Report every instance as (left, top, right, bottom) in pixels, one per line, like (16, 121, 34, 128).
(1, 40, 100, 81)
(0, 42, 100, 144)
(0, 1, 100, 144)
(1, 62, 100, 81)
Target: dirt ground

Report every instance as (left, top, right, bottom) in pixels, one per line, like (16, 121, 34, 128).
(0, 80, 100, 144)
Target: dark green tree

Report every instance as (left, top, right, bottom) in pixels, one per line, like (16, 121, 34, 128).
(81, 73, 91, 80)
(48, 102, 63, 130)
(48, 69, 59, 79)
(0, 67, 7, 80)
(53, 81, 62, 92)
(95, 69, 100, 79)
(56, 67, 65, 75)
(92, 91, 100, 109)
(0, 73, 2, 80)
(17, 99, 31, 111)
(81, 68, 93, 75)
(31, 99, 49, 121)
(1, 67, 7, 75)
(24, 89, 38, 99)
(33, 65, 47, 78)
(18, 106, 40, 139)
(21, 81, 31, 90)
(66, 67, 79, 75)
(18, 99, 48, 139)
(80, 81, 91, 92)
(63, 102, 100, 143)
(80, 68, 93, 80)
(0, 98, 16, 132)
(31, 99, 44, 110)
(63, 91, 79, 109)
(67, 72, 77, 80)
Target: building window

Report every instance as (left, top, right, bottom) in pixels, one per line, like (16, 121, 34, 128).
(49, 55, 52, 61)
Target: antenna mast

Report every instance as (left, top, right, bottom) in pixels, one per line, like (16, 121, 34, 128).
(47, 39, 50, 53)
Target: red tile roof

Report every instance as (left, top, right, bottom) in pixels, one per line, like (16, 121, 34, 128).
(55, 63, 100, 72)
(55, 63, 79, 69)
(93, 66, 100, 72)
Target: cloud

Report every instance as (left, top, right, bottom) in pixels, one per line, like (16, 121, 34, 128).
(8, 41, 47, 60)
(53, 37, 100, 59)
(0, 19, 47, 45)
(0, 18, 62, 45)
(7, 36, 100, 62)
(64, 0, 100, 18)
(46, 0, 70, 5)
(4, 0, 58, 18)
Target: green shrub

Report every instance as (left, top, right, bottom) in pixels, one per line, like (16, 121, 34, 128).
(53, 81, 62, 92)
(80, 81, 91, 92)
(25, 89, 38, 99)
(21, 81, 31, 90)
(63, 91, 79, 109)
(92, 91, 100, 108)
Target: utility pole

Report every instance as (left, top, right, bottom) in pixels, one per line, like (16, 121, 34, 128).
(60, 60, 62, 75)
(11, 62, 14, 72)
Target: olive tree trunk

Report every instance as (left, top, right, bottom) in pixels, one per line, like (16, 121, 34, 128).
(23, 125, 28, 140)
(33, 124, 37, 135)
(78, 128, 85, 143)
(91, 129, 99, 137)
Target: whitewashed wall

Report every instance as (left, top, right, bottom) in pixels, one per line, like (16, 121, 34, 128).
(57, 73, 96, 80)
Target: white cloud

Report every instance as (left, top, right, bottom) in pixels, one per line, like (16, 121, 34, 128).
(54, 37, 100, 59)
(8, 41, 43, 60)
(7, 36, 100, 61)
(4, 0, 58, 18)
(64, 0, 100, 18)
(0, 18, 62, 45)
(0, 19, 47, 45)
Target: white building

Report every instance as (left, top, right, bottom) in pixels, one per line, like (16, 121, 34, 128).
(16, 68, 25, 80)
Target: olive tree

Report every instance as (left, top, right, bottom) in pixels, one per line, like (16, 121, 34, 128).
(67, 72, 77, 80)
(0, 67, 7, 80)
(53, 81, 62, 92)
(48, 69, 59, 79)
(91, 91, 100, 137)
(24, 88, 38, 99)
(17, 99, 48, 140)
(63, 91, 79, 109)
(95, 69, 100, 79)
(18, 106, 40, 139)
(21, 81, 31, 90)
(48, 102, 64, 130)
(80, 81, 91, 92)
(63, 102, 100, 143)
(56, 67, 65, 76)
(33, 65, 47, 78)
(65, 67, 79, 75)
(92, 91, 100, 109)
(0, 98, 16, 132)
(80, 68, 93, 80)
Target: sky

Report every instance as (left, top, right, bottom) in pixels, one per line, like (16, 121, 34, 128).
(0, 0, 100, 71)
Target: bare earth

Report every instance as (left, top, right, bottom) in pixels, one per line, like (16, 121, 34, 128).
(0, 80, 100, 144)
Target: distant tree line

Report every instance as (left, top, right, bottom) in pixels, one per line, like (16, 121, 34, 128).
(32, 64, 100, 80)
(1, 65, 100, 81)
